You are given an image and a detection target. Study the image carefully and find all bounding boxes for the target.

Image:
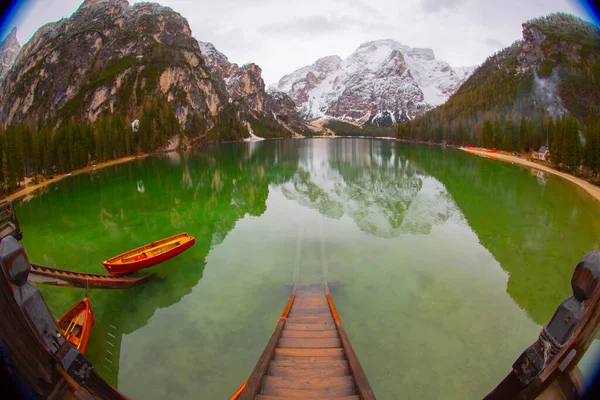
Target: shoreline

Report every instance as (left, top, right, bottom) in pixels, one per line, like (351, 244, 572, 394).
(4, 154, 149, 202)
(6, 138, 599, 205)
(460, 147, 600, 203)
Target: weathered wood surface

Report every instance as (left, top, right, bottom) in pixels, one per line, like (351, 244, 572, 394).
(0, 238, 128, 399)
(327, 285, 377, 400)
(29, 263, 155, 289)
(235, 286, 296, 399)
(0, 200, 21, 241)
(235, 283, 375, 399)
(485, 251, 600, 400)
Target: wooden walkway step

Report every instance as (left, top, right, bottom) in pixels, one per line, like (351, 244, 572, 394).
(259, 284, 358, 399)
(232, 283, 375, 400)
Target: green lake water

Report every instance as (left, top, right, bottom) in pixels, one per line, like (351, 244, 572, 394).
(14, 138, 600, 399)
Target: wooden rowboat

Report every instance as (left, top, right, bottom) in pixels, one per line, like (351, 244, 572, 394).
(57, 298, 94, 354)
(231, 283, 375, 399)
(102, 232, 195, 276)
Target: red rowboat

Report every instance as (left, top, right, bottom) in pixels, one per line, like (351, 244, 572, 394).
(102, 232, 195, 276)
(58, 298, 94, 354)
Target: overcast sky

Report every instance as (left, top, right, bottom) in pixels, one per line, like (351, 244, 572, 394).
(1, 0, 597, 85)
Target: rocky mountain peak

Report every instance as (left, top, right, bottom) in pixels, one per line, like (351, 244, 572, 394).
(79, 0, 129, 9)
(2, 27, 18, 45)
(412, 48, 435, 61)
(0, 27, 21, 81)
(199, 41, 239, 79)
(228, 63, 265, 101)
(0, 0, 222, 127)
(314, 55, 342, 72)
(273, 39, 474, 125)
(518, 24, 547, 72)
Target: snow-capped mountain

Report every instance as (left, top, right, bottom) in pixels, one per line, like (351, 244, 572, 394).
(0, 27, 21, 81)
(272, 39, 475, 125)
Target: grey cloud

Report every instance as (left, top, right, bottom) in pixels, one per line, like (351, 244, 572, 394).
(486, 38, 505, 49)
(335, 0, 381, 17)
(259, 15, 388, 37)
(422, 0, 465, 13)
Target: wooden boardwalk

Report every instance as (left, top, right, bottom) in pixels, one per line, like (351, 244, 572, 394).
(29, 263, 155, 289)
(233, 283, 375, 399)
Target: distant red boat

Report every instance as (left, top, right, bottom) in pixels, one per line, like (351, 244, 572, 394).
(102, 232, 195, 276)
(58, 298, 94, 354)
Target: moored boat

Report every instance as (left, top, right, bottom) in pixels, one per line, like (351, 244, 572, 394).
(57, 297, 94, 354)
(102, 232, 195, 276)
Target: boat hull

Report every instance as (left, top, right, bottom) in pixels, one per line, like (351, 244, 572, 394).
(57, 298, 94, 354)
(102, 235, 195, 276)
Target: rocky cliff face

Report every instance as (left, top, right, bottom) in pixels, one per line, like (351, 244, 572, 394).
(0, 0, 303, 138)
(273, 40, 474, 126)
(200, 42, 304, 130)
(0, 0, 226, 129)
(0, 27, 21, 81)
(198, 41, 238, 79)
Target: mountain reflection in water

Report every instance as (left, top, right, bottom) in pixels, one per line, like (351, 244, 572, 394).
(14, 139, 600, 399)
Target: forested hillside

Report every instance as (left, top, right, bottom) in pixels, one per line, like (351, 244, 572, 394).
(0, 0, 299, 197)
(396, 13, 600, 174)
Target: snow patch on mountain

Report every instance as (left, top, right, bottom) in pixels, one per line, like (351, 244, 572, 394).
(273, 39, 475, 123)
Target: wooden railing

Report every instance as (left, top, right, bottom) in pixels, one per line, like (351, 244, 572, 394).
(326, 284, 377, 400)
(485, 251, 600, 400)
(0, 200, 22, 241)
(232, 285, 297, 400)
(0, 236, 128, 399)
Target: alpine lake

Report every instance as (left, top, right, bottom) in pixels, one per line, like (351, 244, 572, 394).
(14, 138, 600, 399)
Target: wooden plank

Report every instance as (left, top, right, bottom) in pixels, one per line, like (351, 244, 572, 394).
(274, 348, 345, 359)
(294, 298, 326, 301)
(288, 308, 331, 315)
(292, 297, 327, 301)
(326, 287, 376, 400)
(262, 376, 354, 395)
(293, 298, 327, 302)
(281, 330, 338, 338)
(268, 364, 350, 378)
(285, 323, 336, 331)
(272, 356, 347, 364)
(290, 304, 329, 309)
(286, 316, 334, 324)
(237, 287, 296, 400)
(269, 359, 348, 368)
(28, 263, 154, 290)
(256, 396, 359, 400)
(278, 338, 341, 348)
(288, 313, 333, 319)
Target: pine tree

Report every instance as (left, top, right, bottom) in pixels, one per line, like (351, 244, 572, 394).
(584, 119, 598, 173)
(561, 115, 582, 170)
(482, 119, 493, 148)
(4, 126, 19, 190)
(493, 118, 502, 149)
(503, 119, 514, 151)
(519, 116, 530, 152)
(552, 115, 564, 165)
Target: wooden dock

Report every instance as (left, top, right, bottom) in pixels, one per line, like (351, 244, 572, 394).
(29, 263, 155, 289)
(232, 283, 375, 399)
(0, 200, 22, 241)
